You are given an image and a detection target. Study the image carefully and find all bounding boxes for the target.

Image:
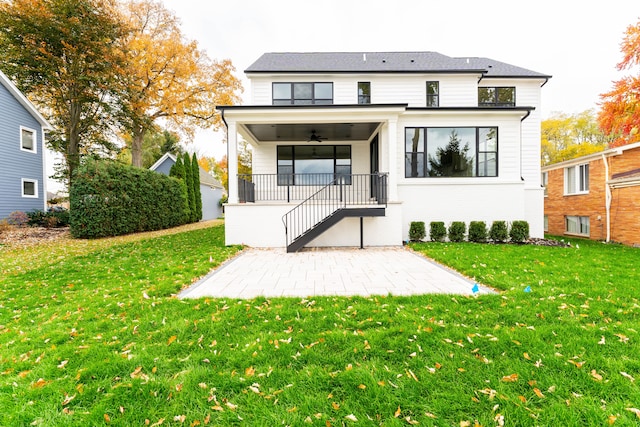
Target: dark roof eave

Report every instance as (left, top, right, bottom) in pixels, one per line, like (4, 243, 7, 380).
(244, 69, 487, 74)
(406, 106, 536, 112)
(481, 74, 553, 80)
(217, 103, 409, 111)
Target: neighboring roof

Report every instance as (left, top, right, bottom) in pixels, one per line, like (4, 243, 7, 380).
(542, 141, 640, 171)
(245, 52, 551, 79)
(149, 152, 224, 190)
(149, 152, 177, 171)
(0, 69, 52, 129)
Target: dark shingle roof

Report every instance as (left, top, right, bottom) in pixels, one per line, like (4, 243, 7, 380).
(245, 52, 550, 78)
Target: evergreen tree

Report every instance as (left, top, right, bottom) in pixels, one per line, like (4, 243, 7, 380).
(183, 152, 196, 223)
(192, 153, 202, 221)
(169, 155, 189, 223)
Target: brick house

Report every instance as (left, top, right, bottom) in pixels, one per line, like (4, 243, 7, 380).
(541, 142, 640, 246)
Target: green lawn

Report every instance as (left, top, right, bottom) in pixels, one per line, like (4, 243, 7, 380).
(1, 226, 639, 426)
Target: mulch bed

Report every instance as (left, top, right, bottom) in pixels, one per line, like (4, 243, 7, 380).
(0, 226, 70, 249)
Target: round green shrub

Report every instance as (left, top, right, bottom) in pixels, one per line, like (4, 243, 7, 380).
(468, 221, 487, 242)
(409, 221, 426, 241)
(429, 221, 446, 242)
(448, 221, 467, 242)
(489, 220, 509, 243)
(509, 220, 530, 243)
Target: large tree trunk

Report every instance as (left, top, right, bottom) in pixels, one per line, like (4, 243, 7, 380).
(131, 126, 146, 168)
(66, 102, 82, 187)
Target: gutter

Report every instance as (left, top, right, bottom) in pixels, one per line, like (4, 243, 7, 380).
(602, 153, 611, 243)
(518, 109, 532, 181)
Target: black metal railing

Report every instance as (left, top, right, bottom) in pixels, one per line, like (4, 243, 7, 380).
(281, 173, 388, 248)
(238, 173, 387, 203)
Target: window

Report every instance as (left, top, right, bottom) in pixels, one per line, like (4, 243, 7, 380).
(20, 127, 36, 153)
(426, 81, 439, 107)
(478, 87, 515, 107)
(541, 171, 548, 196)
(272, 82, 333, 105)
(405, 127, 498, 178)
(277, 145, 351, 185)
(22, 178, 38, 198)
(358, 82, 371, 104)
(543, 215, 549, 232)
(565, 164, 589, 194)
(565, 215, 589, 236)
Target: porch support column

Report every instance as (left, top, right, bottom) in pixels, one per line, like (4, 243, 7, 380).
(227, 120, 239, 204)
(386, 119, 399, 201)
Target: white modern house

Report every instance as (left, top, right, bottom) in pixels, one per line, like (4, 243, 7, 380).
(219, 52, 550, 252)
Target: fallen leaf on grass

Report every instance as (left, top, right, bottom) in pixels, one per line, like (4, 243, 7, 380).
(104, 414, 110, 422)
(608, 415, 617, 424)
(394, 406, 401, 418)
(167, 336, 177, 346)
(533, 388, 544, 398)
(620, 372, 635, 382)
(61, 394, 75, 406)
(625, 408, 640, 418)
(57, 360, 68, 369)
(590, 370, 603, 381)
(345, 414, 358, 422)
(501, 373, 518, 382)
(405, 416, 419, 425)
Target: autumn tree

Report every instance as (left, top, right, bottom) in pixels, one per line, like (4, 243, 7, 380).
(0, 0, 128, 185)
(542, 110, 611, 165)
(120, 0, 243, 167)
(209, 140, 252, 191)
(118, 128, 184, 168)
(599, 18, 640, 147)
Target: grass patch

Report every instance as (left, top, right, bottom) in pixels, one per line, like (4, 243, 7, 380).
(1, 229, 639, 426)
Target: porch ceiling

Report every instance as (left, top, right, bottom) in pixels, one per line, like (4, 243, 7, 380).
(244, 122, 381, 143)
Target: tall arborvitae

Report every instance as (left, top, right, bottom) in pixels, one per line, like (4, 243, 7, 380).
(169, 155, 189, 223)
(192, 153, 202, 221)
(183, 152, 196, 223)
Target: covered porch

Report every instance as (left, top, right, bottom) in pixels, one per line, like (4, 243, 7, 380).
(219, 104, 406, 249)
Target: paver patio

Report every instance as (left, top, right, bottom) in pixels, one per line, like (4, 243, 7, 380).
(179, 247, 495, 299)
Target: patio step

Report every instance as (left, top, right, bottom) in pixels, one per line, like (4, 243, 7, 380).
(286, 207, 385, 253)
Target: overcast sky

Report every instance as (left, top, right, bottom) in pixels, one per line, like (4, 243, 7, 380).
(156, 0, 639, 159)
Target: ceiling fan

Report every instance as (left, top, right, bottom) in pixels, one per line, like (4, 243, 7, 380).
(307, 129, 327, 143)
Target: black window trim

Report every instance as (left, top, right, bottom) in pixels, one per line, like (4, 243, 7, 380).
(426, 81, 439, 107)
(478, 86, 516, 107)
(277, 145, 352, 185)
(357, 81, 371, 104)
(272, 82, 334, 105)
(404, 126, 499, 178)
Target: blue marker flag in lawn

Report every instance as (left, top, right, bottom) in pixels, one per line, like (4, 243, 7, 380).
(524, 286, 532, 293)
(472, 283, 479, 293)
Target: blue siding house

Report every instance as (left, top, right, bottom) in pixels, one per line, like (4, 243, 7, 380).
(150, 153, 226, 220)
(0, 70, 52, 219)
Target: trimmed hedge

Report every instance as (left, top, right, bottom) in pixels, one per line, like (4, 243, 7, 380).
(70, 160, 187, 238)
(489, 221, 509, 243)
(510, 220, 530, 243)
(429, 221, 446, 242)
(468, 221, 487, 243)
(409, 221, 426, 241)
(448, 221, 467, 242)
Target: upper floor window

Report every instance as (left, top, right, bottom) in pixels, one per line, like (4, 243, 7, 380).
(541, 171, 548, 196)
(272, 82, 333, 105)
(405, 127, 498, 178)
(22, 178, 38, 198)
(478, 87, 515, 107)
(21, 127, 36, 153)
(426, 81, 439, 107)
(565, 164, 589, 195)
(358, 82, 371, 104)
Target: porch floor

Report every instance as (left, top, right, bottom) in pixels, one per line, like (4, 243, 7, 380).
(179, 247, 495, 299)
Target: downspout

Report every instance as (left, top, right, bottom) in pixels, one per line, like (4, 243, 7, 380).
(602, 153, 611, 243)
(519, 110, 532, 181)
